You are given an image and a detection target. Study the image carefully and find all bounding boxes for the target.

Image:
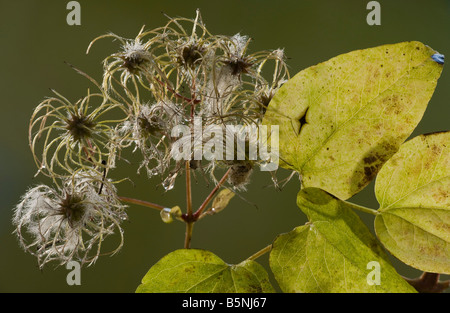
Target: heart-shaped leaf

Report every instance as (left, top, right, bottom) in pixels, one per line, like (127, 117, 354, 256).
(263, 41, 444, 199)
(375, 131, 450, 274)
(136, 249, 275, 293)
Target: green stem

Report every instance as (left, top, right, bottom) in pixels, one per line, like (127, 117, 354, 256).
(346, 201, 379, 216)
(246, 244, 272, 261)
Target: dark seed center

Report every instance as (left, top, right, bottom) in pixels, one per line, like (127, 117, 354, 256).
(58, 193, 86, 228)
(65, 114, 96, 142)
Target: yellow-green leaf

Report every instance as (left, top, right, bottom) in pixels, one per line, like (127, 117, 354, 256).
(269, 187, 416, 293)
(263, 41, 444, 200)
(136, 249, 275, 293)
(375, 131, 450, 274)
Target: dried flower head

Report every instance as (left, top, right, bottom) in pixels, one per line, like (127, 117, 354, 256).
(88, 10, 289, 189)
(29, 88, 126, 179)
(228, 161, 254, 189)
(13, 171, 127, 268)
(120, 99, 185, 179)
(120, 41, 151, 75)
(42, 10, 289, 193)
(16, 10, 292, 275)
(88, 25, 172, 107)
(163, 10, 213, 71)
(221, 33, 254, 76)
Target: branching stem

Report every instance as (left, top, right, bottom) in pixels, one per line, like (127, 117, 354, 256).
(194, 168, 232, 219)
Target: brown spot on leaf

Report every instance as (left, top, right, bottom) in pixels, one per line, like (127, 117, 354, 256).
(431, 144, 442, 155)
(373, 68, 380, 79)
(363, 155, 378, 164)
(364, 166, 376, 178)
(432, 187, 449, 204)
(383, 95, 403, 115)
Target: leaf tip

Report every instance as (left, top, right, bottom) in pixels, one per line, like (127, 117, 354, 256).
(431, 53, 445, 65)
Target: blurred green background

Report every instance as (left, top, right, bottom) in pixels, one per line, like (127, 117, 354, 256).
(0, 0, 449, 292)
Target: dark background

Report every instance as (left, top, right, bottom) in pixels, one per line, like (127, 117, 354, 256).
(0, 0, 449, 292)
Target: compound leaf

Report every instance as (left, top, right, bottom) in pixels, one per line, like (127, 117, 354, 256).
(263, 41, 444, 199)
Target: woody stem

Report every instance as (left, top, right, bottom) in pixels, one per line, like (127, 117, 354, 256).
(185, 161, 193, 216)
(184, 221, 194, 249)
(183, 161, 194, 249)
(118, 196, 165, 211)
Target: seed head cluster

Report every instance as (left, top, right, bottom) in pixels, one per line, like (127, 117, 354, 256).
(16, 10, 289, 268)
(13, 172, 126, 268)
